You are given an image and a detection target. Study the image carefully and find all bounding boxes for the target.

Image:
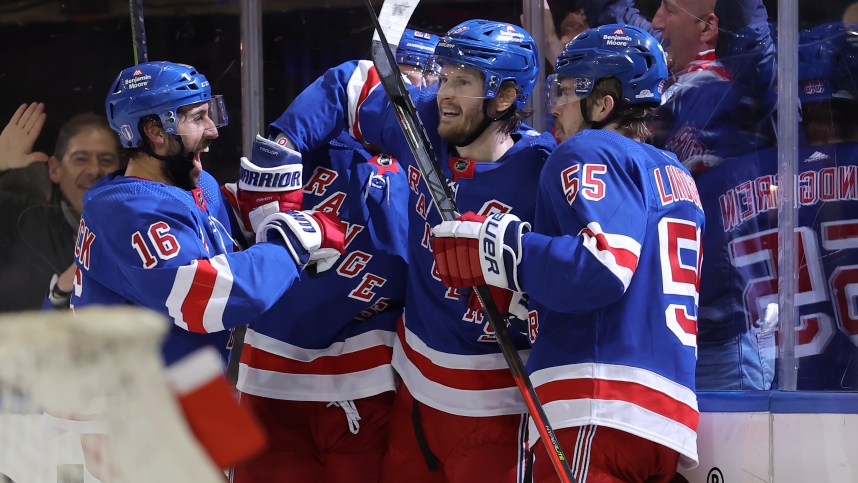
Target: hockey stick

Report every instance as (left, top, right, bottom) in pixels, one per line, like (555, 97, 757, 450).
(129, 0, 148, 63)
(364, 2, 575, 482)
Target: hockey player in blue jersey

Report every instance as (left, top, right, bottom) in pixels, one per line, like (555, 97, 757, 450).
(70, 61, 346, 470)
(223, 31, 432, 483)
(432, 25, 703, 482)
(695, 22, 858, 391)
(269, 19, 555, 483)
(225, 132, 408, 483)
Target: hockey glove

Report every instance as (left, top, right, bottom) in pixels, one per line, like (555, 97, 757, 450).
(431, 211, 530, 292)
(462, 287, 530, 321)
(256, 210, 345, 272)
(233, 135, 304, 233)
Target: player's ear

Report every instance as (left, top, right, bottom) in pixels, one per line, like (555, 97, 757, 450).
(590, 94, 615, 123)
(142, 119, 165, 146)
(491, 81, 518, 114)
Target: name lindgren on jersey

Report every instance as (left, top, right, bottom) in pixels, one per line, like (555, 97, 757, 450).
(696, 143, 858, 390)
(72, 170, 301, 365)
(237, 131, 409, 402)
(273, 60, 557, 416)
(518, 130, 703, 468)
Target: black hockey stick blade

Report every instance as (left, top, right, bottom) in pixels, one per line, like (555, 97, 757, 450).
(129, 0, 148, 63)
(363, 2, 574, 481)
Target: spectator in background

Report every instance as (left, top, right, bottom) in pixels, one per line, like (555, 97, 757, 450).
(0, 102, 123, 312)
(540, 2, 590, 67)
(575, 0, 778, 173)
(694, 22, 858, 390)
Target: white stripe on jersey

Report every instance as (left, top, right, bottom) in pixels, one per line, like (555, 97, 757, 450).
(237, 363, 396, 402)
(165, 254, 233, 333)
(528, 363, 699, 468)
(166, 261, 195, 331)
(578, 221, 641, 290)
(244, 327, 395, 361)
(345, 60, 381, 141)
(400, 322, 530, 370)
(203, 254, 232, 333)
(530, 363, 698, 409)
(392, 335, 527, 417)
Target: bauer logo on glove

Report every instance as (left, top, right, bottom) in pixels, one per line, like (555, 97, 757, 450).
(256, 210, 346, 273)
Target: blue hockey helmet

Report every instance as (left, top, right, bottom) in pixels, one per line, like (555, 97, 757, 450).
(798, 22, 858, 103)
(397, 29, 440, 69)
(548, 24, 668, 108)
(431, 20, 539, 109)
(105, 61, 228, 148)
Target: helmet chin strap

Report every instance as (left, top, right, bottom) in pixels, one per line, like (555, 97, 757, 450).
(452, 100, 515, 148)
(143, 134, 197, 191)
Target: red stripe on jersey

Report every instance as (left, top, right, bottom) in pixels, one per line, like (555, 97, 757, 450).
(240, 343, 392, 375)
(181, 259, 218, 333)
(352, 66, 381, 142)
(397, 320, 516, 391)
(580, 228, 639, 272)
(536, 377, 699, 431)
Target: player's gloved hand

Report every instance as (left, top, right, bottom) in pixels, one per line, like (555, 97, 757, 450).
(431, 211, 530, 292)
(460, 286, 530, 321)
(232, 134, 304, 233)
(256, 210, 345, 272)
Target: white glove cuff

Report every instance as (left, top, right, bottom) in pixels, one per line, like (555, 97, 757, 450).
(237, 156, 303, 193)
(478, 213, 530, 292)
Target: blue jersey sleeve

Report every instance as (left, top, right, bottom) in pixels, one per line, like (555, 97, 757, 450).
(519, 132, 648, 313)
(270, 60, 419, 163)
(73, 179, 302, 334)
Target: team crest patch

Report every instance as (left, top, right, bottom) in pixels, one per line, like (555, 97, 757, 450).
(191, 187, 208, 211)
(369, 153, 400, 175)
(449, 157, 475, 181)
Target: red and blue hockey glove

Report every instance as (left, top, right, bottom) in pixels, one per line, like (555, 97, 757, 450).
(256, 210, 345, 272)
(431, 211, 530, 292)
(462, 287, 530, 321)
(224, 135, 304, 235)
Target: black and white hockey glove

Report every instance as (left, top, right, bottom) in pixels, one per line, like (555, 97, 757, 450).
(256, 210, 345, 272)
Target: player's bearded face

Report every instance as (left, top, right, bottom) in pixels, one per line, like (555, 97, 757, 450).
(436, 66, 490, 146)
(169, 103, 220, 188)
